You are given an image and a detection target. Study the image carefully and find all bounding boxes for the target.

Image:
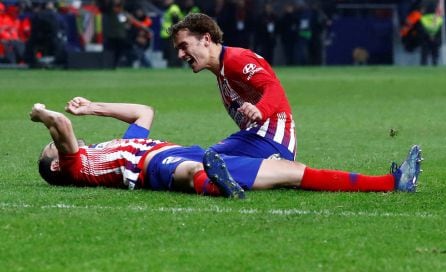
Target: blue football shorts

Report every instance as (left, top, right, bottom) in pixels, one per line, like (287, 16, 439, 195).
(210, 130, 295, 160)
(144, 145, 263, 191)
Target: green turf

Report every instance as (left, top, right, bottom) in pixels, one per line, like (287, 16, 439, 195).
(0, 67, 445, 271)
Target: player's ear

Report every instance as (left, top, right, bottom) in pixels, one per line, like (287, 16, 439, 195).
(50, 159, 60, 171)
(203, 33, 211, 46)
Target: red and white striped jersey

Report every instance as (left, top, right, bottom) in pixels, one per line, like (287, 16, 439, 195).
(217, 46, 296, 155)
(58, 138, 171, 189)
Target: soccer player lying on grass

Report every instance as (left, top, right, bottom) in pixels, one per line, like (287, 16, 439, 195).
(30, 97, 423, 199)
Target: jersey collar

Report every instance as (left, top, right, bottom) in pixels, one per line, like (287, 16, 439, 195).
(218, 45, 226, 75)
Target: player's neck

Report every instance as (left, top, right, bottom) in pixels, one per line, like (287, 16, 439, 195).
(207, 43, 223, 76)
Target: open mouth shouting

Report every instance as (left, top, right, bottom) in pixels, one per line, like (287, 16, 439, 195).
(184, 56, 195, 67)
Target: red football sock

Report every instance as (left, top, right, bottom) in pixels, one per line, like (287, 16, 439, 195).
(300, 167, 395, 192)
(193, 170, 221, 196)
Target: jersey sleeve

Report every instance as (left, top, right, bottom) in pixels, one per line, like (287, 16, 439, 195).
(225, 51, 285, 121)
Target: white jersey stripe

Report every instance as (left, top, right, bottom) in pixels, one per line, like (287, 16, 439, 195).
(288, 120, 296, 154)
(81, 153, 122, 176)
(124, 169, 140, 185)
(120, 151, 142, 164)
(82, 139, 162, 187)
(257, 118, 269, 137)
(273, 114, 286, 143)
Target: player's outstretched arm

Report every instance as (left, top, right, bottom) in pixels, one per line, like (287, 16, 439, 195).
(30, 103, 79, 154)
(65, 97, 155, 130)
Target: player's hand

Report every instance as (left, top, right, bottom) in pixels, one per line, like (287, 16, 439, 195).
(65, 97, 91, 115)
(29, 103, 46, 122)
(237, 102, 262, 122)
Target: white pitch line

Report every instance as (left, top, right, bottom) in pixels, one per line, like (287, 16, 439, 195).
(0, 202, 437, 219)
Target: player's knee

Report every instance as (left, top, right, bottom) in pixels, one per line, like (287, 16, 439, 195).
(189, 162, 204, 178)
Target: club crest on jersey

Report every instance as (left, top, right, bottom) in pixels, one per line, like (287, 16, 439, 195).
(242, 63, 263, 80)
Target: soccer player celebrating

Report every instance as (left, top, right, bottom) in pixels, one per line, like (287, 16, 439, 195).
(169, 13, 296, 160)
(30, 97, 422, 199)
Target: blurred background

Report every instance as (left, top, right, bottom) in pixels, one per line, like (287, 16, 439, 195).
(0, 0, 444, 69)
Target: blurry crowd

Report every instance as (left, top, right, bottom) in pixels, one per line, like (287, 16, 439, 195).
(400, 0, 444, 65)
(0, 0, 155, 68)
(0, 0, 443, 68)
(0, 1, 30, 66)
(202, 0, 332, 66)
(0, 1, 90, 67)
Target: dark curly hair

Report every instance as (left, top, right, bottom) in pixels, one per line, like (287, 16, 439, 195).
(168, 13, 223, 44)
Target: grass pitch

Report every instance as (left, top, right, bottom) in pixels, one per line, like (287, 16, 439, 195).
(0, 67, 445, 271)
